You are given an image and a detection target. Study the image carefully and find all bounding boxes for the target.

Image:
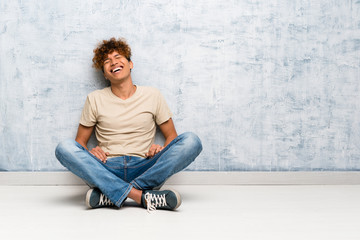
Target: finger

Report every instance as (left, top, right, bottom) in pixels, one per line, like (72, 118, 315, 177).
(91, 147, 107, 162)
(91, 150, 104, 161)
(155, 146, 164, 154)
(153, 145, 160, 150)
(92, 148, 104, 160)
(146, 150, 155, 158)
(96, 147, 108, 160)
(90, 151, 102, 161)
(148, 151, 155, 158)
(150, 147, 157, 155)
(146, 144, 163, 158)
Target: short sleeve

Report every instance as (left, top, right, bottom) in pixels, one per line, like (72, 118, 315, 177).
(79, 95, 97, 127)
(155, 90, 173, 125)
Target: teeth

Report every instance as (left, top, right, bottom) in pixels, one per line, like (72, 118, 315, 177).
(112, 67, 123, 73)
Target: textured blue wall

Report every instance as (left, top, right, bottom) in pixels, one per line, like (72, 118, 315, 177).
(0, 0, 359, 171)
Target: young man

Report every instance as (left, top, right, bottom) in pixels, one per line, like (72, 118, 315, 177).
(55, 38, 202, 211)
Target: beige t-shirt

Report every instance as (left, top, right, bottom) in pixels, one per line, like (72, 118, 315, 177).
(79, 86, 172, 158)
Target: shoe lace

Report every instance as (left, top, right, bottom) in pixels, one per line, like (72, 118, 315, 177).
(99, 193, 113, 206)
(144, 192, 167, 212)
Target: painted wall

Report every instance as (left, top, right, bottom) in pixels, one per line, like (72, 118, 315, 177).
(0, 0, 359, 171)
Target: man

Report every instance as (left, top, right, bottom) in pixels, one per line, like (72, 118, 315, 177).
(55, 38, 202, 211)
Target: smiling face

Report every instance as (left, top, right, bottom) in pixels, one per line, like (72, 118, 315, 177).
(103, 51, 133, 84)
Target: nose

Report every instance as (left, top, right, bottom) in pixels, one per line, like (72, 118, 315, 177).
(109, 57, 118, 67)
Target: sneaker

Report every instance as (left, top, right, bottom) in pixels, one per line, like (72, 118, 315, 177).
(141, 189, 182, 212)
(85, 188, 115, 209)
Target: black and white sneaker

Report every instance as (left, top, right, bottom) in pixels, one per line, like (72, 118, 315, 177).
(85, 188, 115, 209)
(141, 189, 182, 212)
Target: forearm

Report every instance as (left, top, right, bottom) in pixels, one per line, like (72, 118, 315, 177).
(163, 133, 178, 147)
(159, 118, 178, 148)
(75, 137, 89, 150)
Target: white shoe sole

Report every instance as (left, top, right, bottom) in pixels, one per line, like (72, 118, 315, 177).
(85, 188, 94, 209)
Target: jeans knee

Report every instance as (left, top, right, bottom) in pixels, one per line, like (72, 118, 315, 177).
(181, 132, 203, 154)
(55, 139, 77, 162)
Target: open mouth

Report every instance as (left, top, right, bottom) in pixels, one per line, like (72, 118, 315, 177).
(111, 67, 123, 73)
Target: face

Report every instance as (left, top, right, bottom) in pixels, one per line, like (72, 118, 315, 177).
(103, 51, 133, 83)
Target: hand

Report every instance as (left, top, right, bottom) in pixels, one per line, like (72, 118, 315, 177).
(145, 144, 164, 158)
(90, 146, 110, 163)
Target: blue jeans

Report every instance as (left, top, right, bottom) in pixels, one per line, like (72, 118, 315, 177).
(55, 132, 202, 207)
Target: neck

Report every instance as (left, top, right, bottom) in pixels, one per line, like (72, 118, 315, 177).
(110, 79, 136, 100)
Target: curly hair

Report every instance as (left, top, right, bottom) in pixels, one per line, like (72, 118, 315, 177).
(92, 37, 132, 71)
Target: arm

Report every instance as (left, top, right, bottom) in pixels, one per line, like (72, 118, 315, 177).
(75, 124, 93, 150)
(75, 124, 109, 162)
(159, 118, 178, 147)
(145, 118, 178, 158)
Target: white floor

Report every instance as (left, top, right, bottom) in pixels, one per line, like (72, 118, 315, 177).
(1, 185, 360, 240)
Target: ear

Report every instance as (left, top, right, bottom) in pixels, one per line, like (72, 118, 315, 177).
(129, 61, 133, 70)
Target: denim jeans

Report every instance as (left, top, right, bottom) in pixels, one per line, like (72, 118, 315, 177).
(55, 132, 202, 207)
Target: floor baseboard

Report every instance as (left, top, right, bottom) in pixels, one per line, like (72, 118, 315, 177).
(1, 171, 360, 185)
